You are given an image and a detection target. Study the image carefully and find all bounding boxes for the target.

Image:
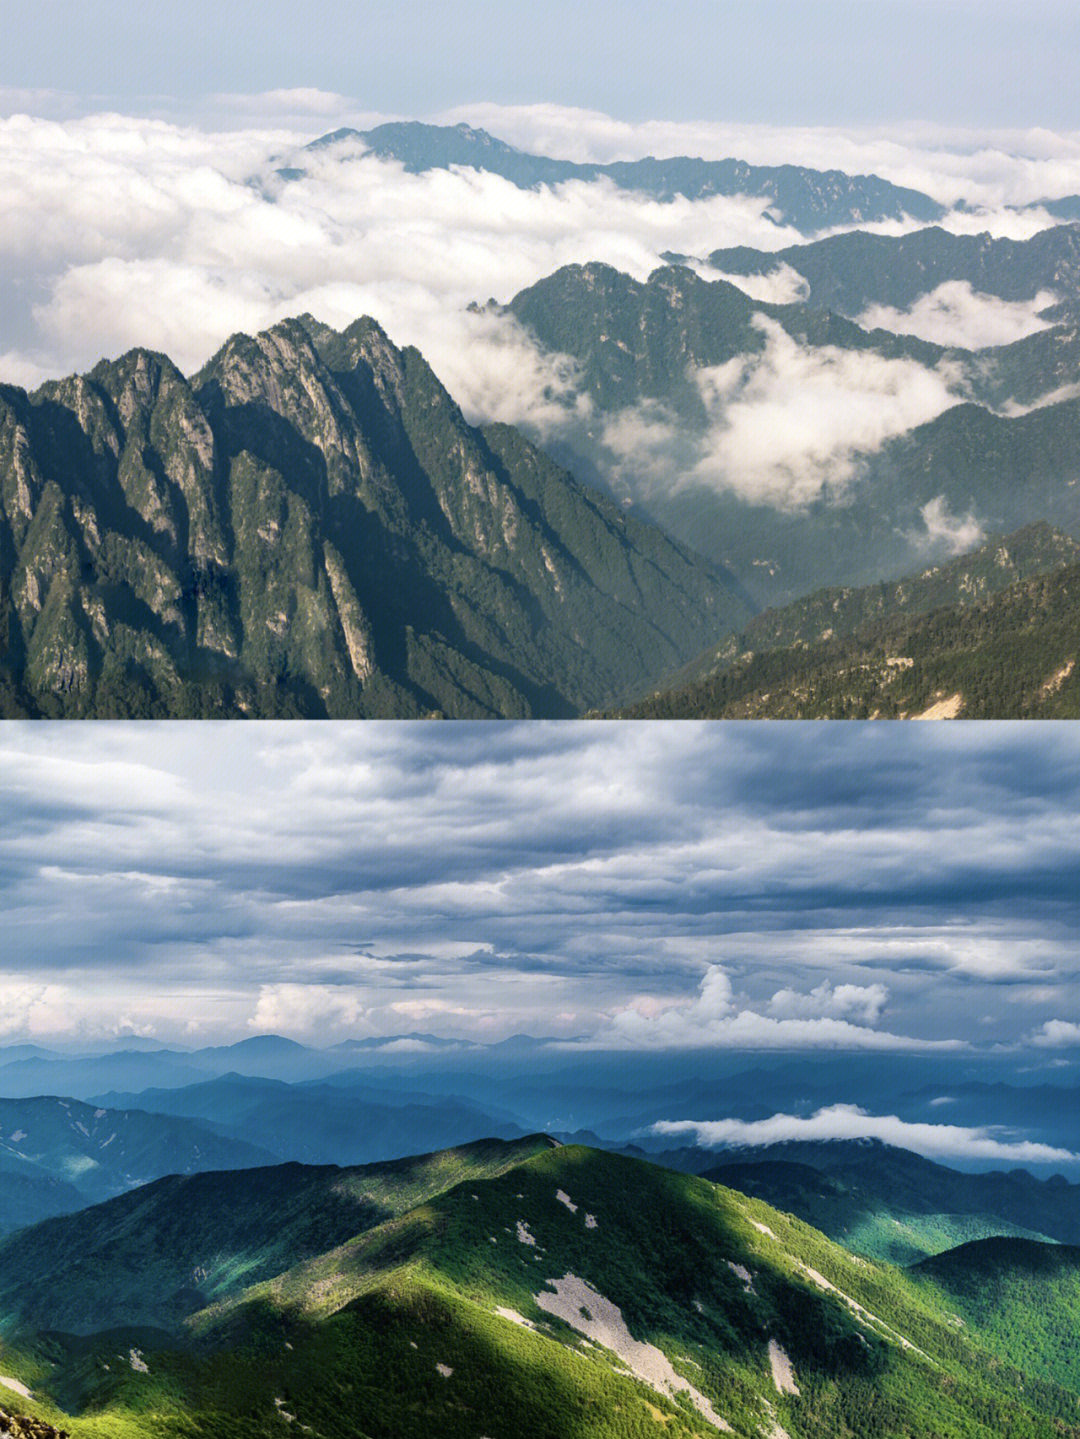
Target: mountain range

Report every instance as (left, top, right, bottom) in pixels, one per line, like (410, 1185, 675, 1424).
(0, 1138, 1077, 1438)
(0, 314, 744, 717)
(498, 255, 1080, 605)
(277, 120, 947, 233)
(698, 1139, 1080, 1264)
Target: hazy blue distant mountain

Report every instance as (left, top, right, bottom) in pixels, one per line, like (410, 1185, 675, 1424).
(93, 1072, 526, 1166)
(0, 1095, 274, 1229)
(289, 120, 946, 233)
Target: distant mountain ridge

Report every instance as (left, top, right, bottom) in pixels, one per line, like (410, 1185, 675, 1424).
(704, 223, 1080, 317)
(699, 1138, 1080, 1264)
(282, 120, 947, 233)
(500, 259, 1080, 603)
(0, 1095, 273, 1234)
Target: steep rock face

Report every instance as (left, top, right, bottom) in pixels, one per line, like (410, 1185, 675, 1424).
(0, 317, 748, 717)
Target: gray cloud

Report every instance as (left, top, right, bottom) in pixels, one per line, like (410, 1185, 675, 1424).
(0, 724, 1079, 1048)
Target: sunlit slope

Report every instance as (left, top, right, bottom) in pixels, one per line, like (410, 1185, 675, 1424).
(186, 1145, 1080, 1438)
(1, 1144, 1078, 1438)
(702, 1152, 1067, 1265)
(0, 1136, 553, 1334)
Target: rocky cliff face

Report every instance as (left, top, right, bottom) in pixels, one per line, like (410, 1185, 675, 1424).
(0, 316, 748, 717)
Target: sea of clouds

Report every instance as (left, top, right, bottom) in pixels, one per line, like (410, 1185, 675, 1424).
(3, 96, 1080, 514)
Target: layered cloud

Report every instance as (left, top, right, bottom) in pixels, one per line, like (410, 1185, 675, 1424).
(653, 1104, 1079, 1165)
(4, 105, 1080, 513)
(2, 723, 1079, 1049)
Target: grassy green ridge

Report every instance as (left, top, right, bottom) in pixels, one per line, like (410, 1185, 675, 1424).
(611, 557, 1080, 717)
(701, 1152, 1068, 1265)
(0, 1136, 553, 1335)
(2, 1143, 1079, 1437)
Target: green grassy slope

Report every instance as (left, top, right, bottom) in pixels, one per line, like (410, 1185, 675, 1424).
(0, 1136, 553, 1334)
(702, 1147, 1075, 1264)
(912, 1238, 1080, 1391)
(1, 1144, 1078, 1439)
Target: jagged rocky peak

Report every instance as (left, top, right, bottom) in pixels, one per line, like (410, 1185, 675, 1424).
(0, 313, 750, 717)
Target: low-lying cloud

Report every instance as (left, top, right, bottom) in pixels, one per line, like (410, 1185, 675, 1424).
(914, 495, 985, 555)
(653, 1104, 1079, 1164)
(857, 282, 1059, 351)
(598, 318, 962, 509)
(2, 107, 1076, 515)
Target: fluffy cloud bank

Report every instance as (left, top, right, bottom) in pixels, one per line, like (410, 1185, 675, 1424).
(653, 1104, 1079, 1165)
(598, 319, 962, 509)
(601, 965, 960, 1051)
(1029, 1020, 1080, 1047)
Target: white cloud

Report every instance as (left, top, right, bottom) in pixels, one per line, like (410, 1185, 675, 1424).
(914, 495, 985, 556)
(653, 1104, 1079, 1164)
(1029, 1019, 1080, 1047)
(600, 964, 959, 1051)
(595, 319, 963, 511)
(1, 104, 1075, 523)
(603, 317, 960, 510)
(248, 983, 370, 1040)
(0, 980, 74, 1039)
(767, 981, 888, 1025)
(692, 260, 810, 305)
(857, 283, 1059, 351)
(0, 111, 810, 397)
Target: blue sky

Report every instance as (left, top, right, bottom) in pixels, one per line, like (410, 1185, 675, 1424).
(9, 1, 1080, 127)
(0, 721, 1077, 1054)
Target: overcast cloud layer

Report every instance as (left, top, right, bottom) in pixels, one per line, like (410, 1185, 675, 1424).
(0, 723, 1078, 1054)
